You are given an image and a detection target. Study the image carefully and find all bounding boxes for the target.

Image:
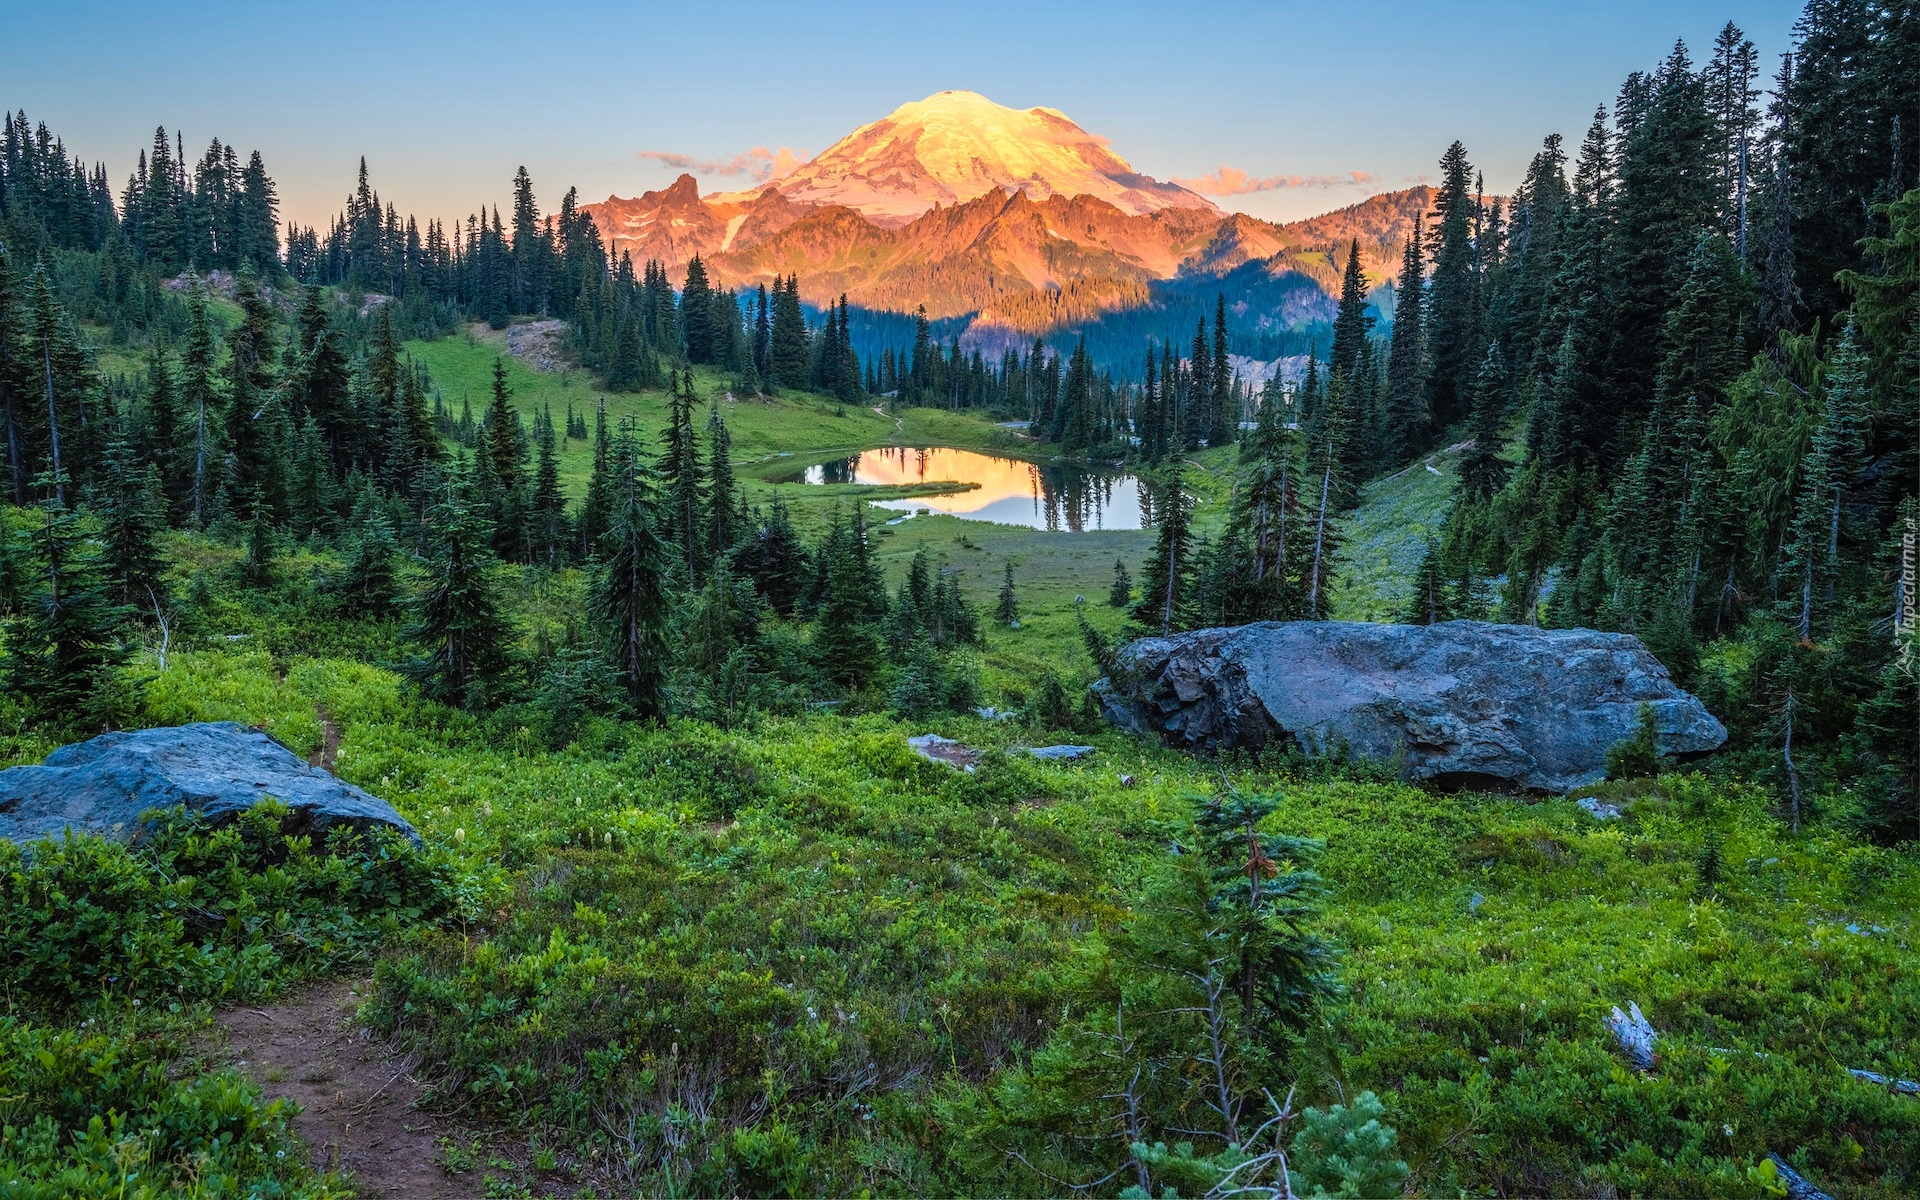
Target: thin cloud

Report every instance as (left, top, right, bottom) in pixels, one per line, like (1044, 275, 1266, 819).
(1171, 166, 1379, 196)
(638, 146, 808, 183)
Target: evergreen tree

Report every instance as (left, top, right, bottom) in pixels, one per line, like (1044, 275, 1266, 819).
(1403, 538, 1451, 625)
(1328, 240, 1375, 386)
(94, 431, 168, 609)
(1191, 791, 1337, 1040)
(287, 419, 338, 542)
(222, 274, 283, 521)
(706, 402, 739, 562)
(1135, 464, 1194, 635)
(1225, 399, 1313, 622)
(1209, 294, 1233, 445)
(577, 397, 613, 558)
(1109, 556, 1132, 608)
(680, 256, 713, 363)
(659, 369, 706, 580)
(1458, 345, 1510, 502)
(735, 495, 811, 616)
(1425, 141, 1481, 430)
(407, 486, 514, 710)
(530, 404, 567, 568)
(997, 560, 1019, 625)
(331, 507, 401, 619)
(1385, 214, 1428, 465)
(811, 507, 883, 688)
(592, 421, 670, 721)
(240, 509, 276, 588)
(4, 496, 132, 730)
(138, 341, 185, 518)
(1782, 322, 1870, 640)
(770, 276, 810, 390)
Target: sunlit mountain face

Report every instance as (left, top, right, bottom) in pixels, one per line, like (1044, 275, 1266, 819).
(776, 447, 1151, 532)
(581, 94, 1426, 360)
(709, 90, 1221, 227)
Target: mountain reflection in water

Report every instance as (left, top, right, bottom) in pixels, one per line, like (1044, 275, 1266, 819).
(775, 447, 1152, 532)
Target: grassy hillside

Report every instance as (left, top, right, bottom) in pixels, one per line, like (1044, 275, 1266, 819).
(406, 324, 1030, 500)
(1329, 444, 1461, 622)
(5, 328, 1914, 1199)
(8, 627, 1916, 1196)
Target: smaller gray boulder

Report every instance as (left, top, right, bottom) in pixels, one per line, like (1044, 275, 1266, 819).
(0, 721, 419, 846)
(1027, 745, 1096, 762)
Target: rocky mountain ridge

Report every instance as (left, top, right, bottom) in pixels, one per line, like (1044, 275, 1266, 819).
(583, 91, 1437, 343)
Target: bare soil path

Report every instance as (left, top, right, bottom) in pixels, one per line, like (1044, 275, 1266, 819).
(308, 706, 343, 771)
(219, 980, 476, 1198)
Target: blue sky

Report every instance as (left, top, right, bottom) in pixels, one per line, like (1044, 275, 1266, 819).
(12, 0, 1805, 231)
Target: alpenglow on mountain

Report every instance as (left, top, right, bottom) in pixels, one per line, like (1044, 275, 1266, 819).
(711, 90, 1221, 226)
(583, 90, 1418, 353)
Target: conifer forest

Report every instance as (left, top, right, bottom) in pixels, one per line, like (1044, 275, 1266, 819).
(0, 1, 1916, 1196)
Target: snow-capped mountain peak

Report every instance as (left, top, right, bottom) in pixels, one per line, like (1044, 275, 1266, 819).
(714, 90, 1219, 226)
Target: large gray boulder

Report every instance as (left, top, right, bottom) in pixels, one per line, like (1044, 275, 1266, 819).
(1096, 620, 1725, 792)
(0, 721, 419, 846)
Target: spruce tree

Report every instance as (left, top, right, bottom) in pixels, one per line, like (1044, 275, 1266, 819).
(1385, 215, 1428, 465)
(95, 431, 168, 608)
(592, 421, 669, 721)
(4, 496, 132, 730)
(1209, 294, 1233, 444)
(811, 508, 883, 687)
(680, 256, 713, 363)
(706, 402, 739, 562)
(1328, 240, 1375, 386)
(1191, 791, 1336, 1038)
(659, 369, 706, 580)
(530, 404, 567, 568)
(1403, 538, 1450, 625)
(408, 486, 514, 710)
(1458, 345, 1510, 502)
(735, 495, 811, 616)
(1134, 464, 1194, 635)
(997, 560, 1019, 625)
(1782, 323, 1870, 640)
(331, 508, 401, 619)
(1425, 141, 1480, 430)
(139, 341, 185, 518)
(1226, 399, 1312, 621)
(0, 248, 24, 506)
(770, 276, 810, 390)
(223, 274, 283, 521)
(577, 397, 613, 558)
(1109, 557, 1132, 607)
(241, 509, 276, 589)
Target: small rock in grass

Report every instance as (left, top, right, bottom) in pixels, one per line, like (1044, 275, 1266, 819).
(1576, 796, 1624, 821)
(908, 734, 979, 771)
(1027, 745, 1095, 762)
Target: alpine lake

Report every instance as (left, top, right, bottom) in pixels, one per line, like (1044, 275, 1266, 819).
(769, 446, 1154, 532)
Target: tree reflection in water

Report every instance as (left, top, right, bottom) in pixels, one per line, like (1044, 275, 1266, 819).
(775, 447, 1151, 531)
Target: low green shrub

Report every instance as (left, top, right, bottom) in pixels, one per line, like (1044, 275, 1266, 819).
(0, 1015, 332, 1199)
(2, 802, 465, 1014)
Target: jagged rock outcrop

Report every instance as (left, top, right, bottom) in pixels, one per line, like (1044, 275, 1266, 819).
(1096, 620, 1726, 792)
(0, 722, 419, 845)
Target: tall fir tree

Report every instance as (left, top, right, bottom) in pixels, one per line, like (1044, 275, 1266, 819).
(1385, 214, 1428, 465)
(408, 483, 514, 710)
(593, 419, 670, 721)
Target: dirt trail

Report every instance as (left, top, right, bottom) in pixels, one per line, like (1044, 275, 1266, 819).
(308, 706, 343, 771)
(220, 980, 473, 1197)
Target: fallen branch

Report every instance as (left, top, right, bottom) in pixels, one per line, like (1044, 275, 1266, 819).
(1847, 1068, 1920, 1096)
(1765, 1153, 1834, 1200)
